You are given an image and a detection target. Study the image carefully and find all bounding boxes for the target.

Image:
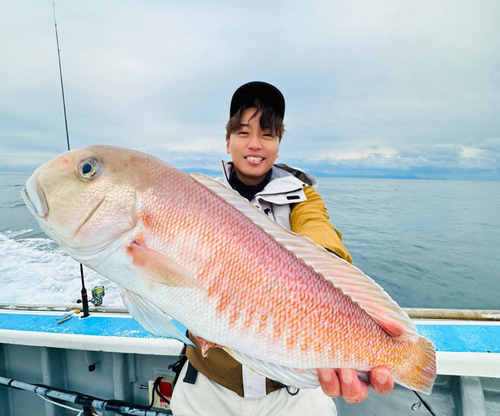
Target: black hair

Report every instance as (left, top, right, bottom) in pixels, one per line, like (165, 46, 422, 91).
(225, 98, 285, 140)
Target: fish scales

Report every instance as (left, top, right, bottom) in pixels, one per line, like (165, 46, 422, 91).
(140, 161, 415, 370)
(21, 145, 436, 393)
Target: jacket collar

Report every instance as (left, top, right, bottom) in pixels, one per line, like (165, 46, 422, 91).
(219, 160, 317, 194)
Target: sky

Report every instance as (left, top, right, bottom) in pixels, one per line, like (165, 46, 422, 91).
(1, 0, 499, 180)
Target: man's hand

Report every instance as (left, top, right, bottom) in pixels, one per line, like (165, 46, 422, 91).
(317, 366, 394, 403)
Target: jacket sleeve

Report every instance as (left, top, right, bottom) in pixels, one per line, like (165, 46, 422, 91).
(290, 186, 353, 264)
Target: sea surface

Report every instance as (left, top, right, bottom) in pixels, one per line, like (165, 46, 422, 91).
(0, 171, 499, 310)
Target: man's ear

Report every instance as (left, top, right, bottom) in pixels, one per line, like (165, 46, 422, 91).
(226, 137, 231, 154)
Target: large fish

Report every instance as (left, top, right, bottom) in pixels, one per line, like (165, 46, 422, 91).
(21, 145, 436, 393)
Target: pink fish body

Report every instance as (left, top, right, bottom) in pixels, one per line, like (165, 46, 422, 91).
(22, 145, 436, 393)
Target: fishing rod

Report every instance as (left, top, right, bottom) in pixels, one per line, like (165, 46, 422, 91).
(412, 390, 438, 415)
(0, 376, 172, 416)
(52, 0, 90, 318)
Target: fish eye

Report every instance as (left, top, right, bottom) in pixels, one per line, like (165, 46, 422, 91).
(78, 158, 99, 179)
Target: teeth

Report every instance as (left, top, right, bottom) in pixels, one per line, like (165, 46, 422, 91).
(246, 157, 264, 162)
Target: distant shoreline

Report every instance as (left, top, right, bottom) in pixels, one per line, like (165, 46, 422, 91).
(1, 169, 498, 182)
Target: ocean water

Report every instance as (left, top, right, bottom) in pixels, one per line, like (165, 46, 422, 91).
(0, 172, 499, 310)
(0, 172, 123, 306)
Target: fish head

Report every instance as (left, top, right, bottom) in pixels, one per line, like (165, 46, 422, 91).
(21, 145, 146, 263)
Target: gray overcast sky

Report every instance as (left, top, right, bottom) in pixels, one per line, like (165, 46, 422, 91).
(1, 0, 499, 180)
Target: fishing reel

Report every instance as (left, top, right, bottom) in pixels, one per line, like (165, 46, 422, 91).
(89, 285, 105, 306)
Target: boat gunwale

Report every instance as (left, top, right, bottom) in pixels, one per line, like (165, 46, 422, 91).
(2, 303, 500, 321)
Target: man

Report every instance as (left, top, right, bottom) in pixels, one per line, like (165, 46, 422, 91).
(170, 82, 394, 415)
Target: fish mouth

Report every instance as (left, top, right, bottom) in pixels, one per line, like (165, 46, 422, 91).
(21, 175, 48, 218)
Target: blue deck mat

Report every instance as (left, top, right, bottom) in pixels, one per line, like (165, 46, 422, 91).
(0, 311, 186, 339)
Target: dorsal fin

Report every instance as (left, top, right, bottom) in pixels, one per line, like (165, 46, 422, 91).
(190, 173, 417, 340)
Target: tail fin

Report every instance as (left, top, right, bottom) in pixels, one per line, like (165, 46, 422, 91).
(396, 336, 436, 394)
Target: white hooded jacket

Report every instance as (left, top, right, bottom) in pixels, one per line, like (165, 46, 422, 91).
(218, 160, 318, 230)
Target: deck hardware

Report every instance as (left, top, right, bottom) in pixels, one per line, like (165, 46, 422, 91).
(57, 309, 80, 325)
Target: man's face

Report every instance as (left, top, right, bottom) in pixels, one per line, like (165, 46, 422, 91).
(226, 108, 280, 186)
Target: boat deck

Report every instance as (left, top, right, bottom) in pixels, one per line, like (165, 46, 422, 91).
(0, 307, 184, 356)
(2, 308, 500, 377)
(1, 306, 500, 415)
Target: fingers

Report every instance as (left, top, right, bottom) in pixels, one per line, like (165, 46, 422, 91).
(370, 366, 394, 395)
(317, 368, 341, 398)
(317, 368, 370, 403)
(317, 367, 395, 403)
(337, 368, 369, 403)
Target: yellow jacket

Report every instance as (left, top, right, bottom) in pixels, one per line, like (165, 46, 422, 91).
(291, 186, 352, 264)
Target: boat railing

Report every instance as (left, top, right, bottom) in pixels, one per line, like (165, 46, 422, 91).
(2, 303, 500, 321)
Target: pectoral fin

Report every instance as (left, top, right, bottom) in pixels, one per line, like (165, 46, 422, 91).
(127, 242, 201, 288)
(120, 288, 194, 346)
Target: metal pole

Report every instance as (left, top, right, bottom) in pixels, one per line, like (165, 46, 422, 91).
(0, 376, 172, 416)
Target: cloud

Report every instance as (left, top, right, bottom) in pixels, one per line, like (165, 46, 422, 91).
(282, 137, 499, 180)
(1, 0, 499, 180)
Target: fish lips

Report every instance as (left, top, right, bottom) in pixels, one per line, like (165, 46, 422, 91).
(21, 174, 48, 218)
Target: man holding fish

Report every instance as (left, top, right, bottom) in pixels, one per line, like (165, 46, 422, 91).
(169, 82, 395, 415)
(22, 83, 435, 416)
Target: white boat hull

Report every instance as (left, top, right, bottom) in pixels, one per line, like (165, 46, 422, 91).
(1, 305, 499, 415)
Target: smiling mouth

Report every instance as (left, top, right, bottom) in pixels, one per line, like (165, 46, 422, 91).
(245, 157, 265, 162)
